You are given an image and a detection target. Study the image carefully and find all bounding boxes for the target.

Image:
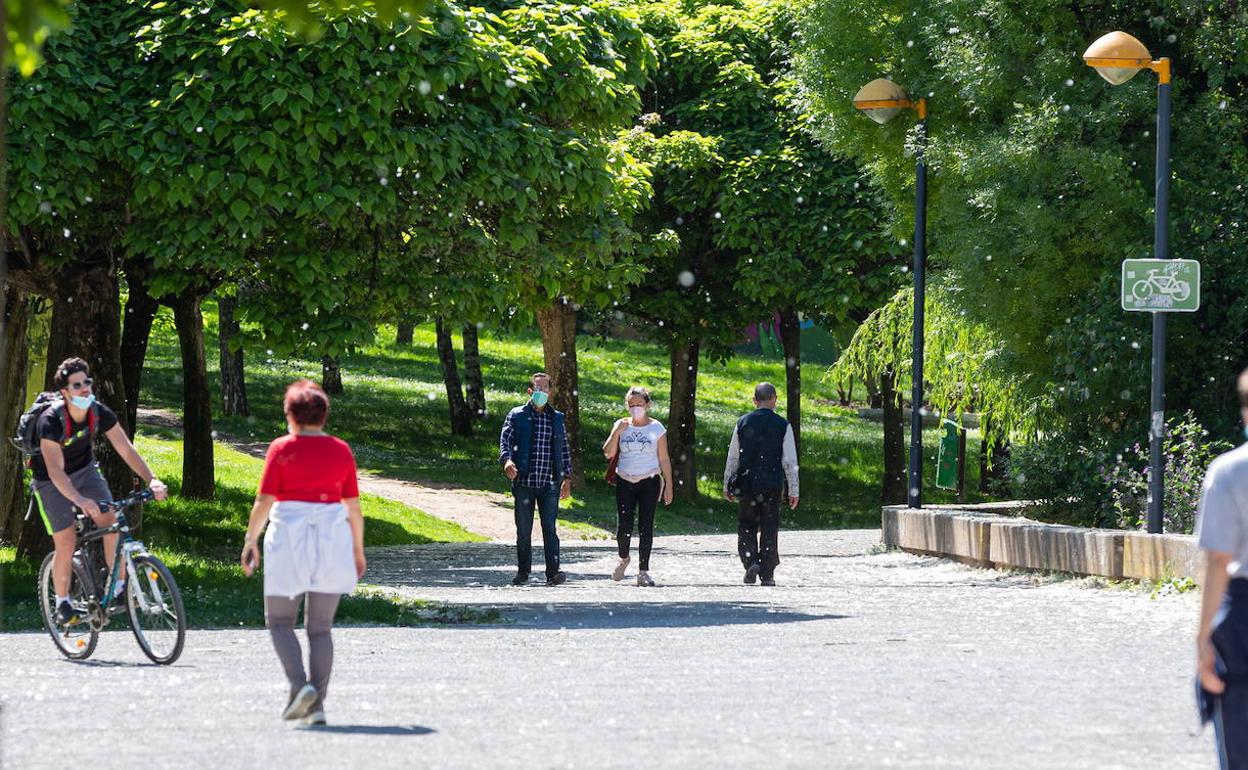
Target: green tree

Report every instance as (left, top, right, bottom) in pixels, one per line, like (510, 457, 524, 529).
(623, 0, 897, 497)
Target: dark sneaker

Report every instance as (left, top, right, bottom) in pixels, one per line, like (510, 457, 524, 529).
(109, 583, 129, 609)
(511, 572, 530, 586)
(744, 563, 761, 585)
(56, 601, 82, 625)
(760, 578, 776, 586)
(546, 571, 567, 586)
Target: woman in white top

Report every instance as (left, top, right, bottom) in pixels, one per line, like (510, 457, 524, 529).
(603, 386, 673, 586)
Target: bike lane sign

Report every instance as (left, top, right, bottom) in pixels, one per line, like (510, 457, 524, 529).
(1121, 258, 1200, 312)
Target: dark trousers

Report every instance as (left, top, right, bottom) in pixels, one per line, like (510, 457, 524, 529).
(1212, 580, 1248, 769)
(514, 483, 561, 578)
(616, 476, 660, 571)
(738, 488, 781, 579)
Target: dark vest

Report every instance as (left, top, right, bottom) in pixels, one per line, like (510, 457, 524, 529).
(735, 408, 789, 491)
(506, 403, 567, 485)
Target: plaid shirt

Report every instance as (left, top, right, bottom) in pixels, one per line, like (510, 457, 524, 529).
(499, 406, 572, 488)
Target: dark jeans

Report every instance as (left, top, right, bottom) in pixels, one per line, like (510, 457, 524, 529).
(1212, 580, 1248, 769)
(738, 488, 781, 579)
(616, 475, 660, 571)
(514, 483, 561, 578)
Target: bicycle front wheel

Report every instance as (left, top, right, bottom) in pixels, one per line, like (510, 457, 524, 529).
(39, 552, 99, 660)
(126, 554, 186, 665)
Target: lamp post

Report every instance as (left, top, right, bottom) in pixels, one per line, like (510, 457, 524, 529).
(853, 78, 928, 509)
(1084, 31, 1172, 534)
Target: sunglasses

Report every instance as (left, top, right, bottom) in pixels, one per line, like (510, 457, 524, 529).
(67, 378, 93, 391)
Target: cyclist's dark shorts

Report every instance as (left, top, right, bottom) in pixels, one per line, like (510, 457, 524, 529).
(32, 464, 112, 535)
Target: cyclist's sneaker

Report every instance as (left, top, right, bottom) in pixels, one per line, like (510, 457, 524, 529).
(282, 683, 318, 720)
(56, 600, 82, 626)
(302, 711, 326, 726)
(108, 582, 128, 609)
(636, 570, 655, 587)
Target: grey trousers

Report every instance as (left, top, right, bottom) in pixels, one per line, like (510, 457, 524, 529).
(265, 592, 341, 712)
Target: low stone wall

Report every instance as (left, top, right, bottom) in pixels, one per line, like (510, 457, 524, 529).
(881, 504, 1202, 582)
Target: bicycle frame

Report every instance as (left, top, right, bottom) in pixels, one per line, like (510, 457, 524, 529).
(75, 493, 162, 617)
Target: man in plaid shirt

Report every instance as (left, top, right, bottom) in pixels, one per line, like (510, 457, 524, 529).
(499, 372, 573, 585)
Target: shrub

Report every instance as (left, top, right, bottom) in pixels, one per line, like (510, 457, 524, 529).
(1108, 412, 1232, 535)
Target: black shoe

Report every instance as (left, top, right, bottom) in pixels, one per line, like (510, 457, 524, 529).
(56, 601, 82, 625)
(511, 572, 530, 586)
(109, 584, 129, 609)
(744, 563, 761, 585)
(760, 578, 776, 586)
(546, 571, 567, 586)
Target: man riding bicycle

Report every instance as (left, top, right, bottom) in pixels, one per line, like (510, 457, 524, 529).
(32, 357, 167, 624)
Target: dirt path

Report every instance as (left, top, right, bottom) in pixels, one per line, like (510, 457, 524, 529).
(135, 408, 610, 542)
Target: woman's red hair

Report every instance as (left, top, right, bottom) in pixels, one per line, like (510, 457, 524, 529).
(284, 379, 329, 426)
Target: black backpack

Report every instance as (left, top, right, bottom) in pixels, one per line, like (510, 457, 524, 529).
(11, 392, 96, 456)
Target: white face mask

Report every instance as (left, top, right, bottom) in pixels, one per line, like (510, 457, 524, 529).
(628, 405, 647, 420)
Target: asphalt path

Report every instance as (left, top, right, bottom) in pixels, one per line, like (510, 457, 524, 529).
(0, 530, 1214, 769)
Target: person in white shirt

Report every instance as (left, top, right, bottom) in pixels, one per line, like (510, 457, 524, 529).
(723, 382, 798, 586)
(603, 386, 673, 586)
(1195, 367, 1248, 765)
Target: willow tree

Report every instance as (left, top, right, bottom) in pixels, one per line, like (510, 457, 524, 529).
(829, 286, 1038, 502)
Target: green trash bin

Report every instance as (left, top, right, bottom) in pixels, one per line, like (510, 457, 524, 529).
(936, 418, 960, 491)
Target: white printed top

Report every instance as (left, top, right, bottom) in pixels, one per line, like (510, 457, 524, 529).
(616, 419, 666, 481)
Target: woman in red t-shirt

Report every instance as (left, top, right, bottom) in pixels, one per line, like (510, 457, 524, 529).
(240, 379, 365, 727)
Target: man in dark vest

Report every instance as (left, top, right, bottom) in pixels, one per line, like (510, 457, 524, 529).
(723, 382, 799, 585)
(499, 372, 572, 586)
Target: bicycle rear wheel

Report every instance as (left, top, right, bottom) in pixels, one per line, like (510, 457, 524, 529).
(39, 552, 99, 660)
(126, 554, 186, 665)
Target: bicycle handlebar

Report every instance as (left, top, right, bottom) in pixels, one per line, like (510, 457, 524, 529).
(75, 488, 156, 517)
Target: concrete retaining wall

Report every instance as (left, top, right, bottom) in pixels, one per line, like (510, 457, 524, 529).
(881, 504, 1201, 582)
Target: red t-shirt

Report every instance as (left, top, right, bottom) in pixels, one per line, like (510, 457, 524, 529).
(259, 434, 360, 502)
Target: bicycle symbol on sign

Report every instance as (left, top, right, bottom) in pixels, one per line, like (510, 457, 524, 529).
(1132, 268, 1191, 303)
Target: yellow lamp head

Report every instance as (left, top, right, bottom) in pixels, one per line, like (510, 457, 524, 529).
(1083, 31, 1153, 85)
(853, 78, 911, 124)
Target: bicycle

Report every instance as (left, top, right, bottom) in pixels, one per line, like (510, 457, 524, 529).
(38, 489, 187, 664)
(1132, 268, 1192, 302)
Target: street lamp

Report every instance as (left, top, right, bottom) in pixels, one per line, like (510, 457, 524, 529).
(1083, 31, 1172, 534)
(853, 78, 928, 509)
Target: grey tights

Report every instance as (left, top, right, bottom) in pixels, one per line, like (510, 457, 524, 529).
(265, 592, 341, 711)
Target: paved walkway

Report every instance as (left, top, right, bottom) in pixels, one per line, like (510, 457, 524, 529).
(0, 530, 1214, 768)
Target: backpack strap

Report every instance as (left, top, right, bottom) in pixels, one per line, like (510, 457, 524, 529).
(59, 402, 99, 443)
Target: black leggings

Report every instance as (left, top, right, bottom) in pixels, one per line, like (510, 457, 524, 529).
(616, 475, 660, 571)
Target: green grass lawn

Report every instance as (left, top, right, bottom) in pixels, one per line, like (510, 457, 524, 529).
(135, 304, 994, 535)
(0, 433, 487, 631)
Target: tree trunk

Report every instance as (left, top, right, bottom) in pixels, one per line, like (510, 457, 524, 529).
(777, 307, 801, 459)
(463, 322, 486, 421)
(171, 290, 215, 500)
(44, 259, 133, 496)
(865, 372, 882, 409)
(535, 299, 585, 486)
(667, 337, 701, 501)
(217, 294, 250, 417)
(395, 321, 414, 346)
(1, 288, 37, 554)
(120, 258, 160, 435)
(880, 368, 906, 504)
(321, 355, 343, 396)
(435, 317, 473, 437)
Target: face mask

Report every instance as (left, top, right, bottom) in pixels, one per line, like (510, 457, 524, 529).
(71, 394, 96, 410)
(628, 406, 647, 420)
(530, 390, 549, 408)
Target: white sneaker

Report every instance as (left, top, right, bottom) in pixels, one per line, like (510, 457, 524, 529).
(611, 557, 630, 582)
(302, 710, 326, 726)
(636, 570, 655, 587)
(282, 683, 318, 720)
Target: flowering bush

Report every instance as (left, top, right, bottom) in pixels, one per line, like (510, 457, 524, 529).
(1107, 412, 1232, 535)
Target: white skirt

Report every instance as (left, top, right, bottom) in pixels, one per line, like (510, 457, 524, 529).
(263, 500, 358, 597)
